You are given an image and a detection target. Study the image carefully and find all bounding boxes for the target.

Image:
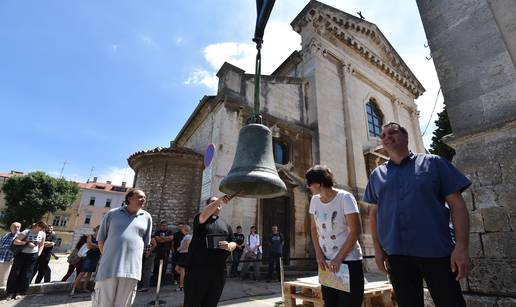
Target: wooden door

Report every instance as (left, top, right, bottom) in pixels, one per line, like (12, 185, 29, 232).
(261, 196, 291, 264)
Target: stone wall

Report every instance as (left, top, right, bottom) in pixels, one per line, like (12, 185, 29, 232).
(417, 0, 516, 303)
(128, 148, 203, 227)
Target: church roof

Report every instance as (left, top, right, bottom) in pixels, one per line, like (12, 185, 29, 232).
(291, 0, 425, 97)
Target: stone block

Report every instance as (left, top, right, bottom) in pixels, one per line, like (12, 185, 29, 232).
(481, 207, 511, 232)
(475, 187, 498, 209)
(423, 288, 435, 306)
(497, 297, 516, 307)
(471, 211, 485, 233)
(482, 232, 516, 259)
(463, 294, 498, 307)
(468, 258, 516, 295)
(470, 233, 484, 258)
(494, 184, 516, 216)
(463, 189, 475, 211)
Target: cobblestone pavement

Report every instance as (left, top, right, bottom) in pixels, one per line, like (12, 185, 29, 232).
(1, 254, 387, 306)
(0, 278, 284, 307)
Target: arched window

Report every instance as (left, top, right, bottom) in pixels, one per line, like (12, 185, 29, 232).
(272, 140, 289, 165)
(366, 99, 383, 137)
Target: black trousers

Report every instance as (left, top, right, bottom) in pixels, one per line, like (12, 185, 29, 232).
(183, 265, 225, 307)
(388, 255, 466, 307)
(34, 254, 51, 283)
(6, 252, 38, 295)
(267, 252, 281, 280)
(321, 260, 364, 307)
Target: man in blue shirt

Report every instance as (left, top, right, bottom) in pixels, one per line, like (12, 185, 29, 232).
(364, 122, 471, 307)
(0, 222, 21, 287)
(267, 225, 283, 282)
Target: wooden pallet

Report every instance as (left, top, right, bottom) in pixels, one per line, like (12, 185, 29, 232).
(283, 280, 396, 307)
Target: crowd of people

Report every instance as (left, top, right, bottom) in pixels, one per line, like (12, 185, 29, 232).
(0, 121, 473, 307)
(0, 221, 60, 301)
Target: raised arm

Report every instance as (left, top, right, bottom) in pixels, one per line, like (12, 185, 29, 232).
(199, 195, 231, 224)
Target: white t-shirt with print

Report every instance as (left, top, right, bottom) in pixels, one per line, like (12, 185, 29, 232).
(179, 234, 192, 254)
(18, 229, 46, 254)
(309, 189, 362, 261)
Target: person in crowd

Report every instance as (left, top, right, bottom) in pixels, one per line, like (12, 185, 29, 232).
(183, 195, 237, 307)
(34, 225, 57, 283)
(92, 189, 152, 307)
(70, 225, 101, 295)
(171, 223, 185, 285)
(6, 221, 47, 301)
(229, 225, 245, 278)
(0, 222, 21, 288)
(306, 165, 364, 307)
(137, 237, 157, 292)
(266, 225, 284, 282)
(364, 122, 471, 307)
(153, 220, 173, 284)
(174, 224, 191, 291)
(240, 225, 262, 281)
(61, 235, 87, 282)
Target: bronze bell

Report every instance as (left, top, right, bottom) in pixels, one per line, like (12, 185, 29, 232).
(219, 123, 287, 198)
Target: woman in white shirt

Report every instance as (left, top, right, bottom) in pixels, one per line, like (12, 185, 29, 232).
(306, 165, 364, 307)
(240, 226, 261, 281)
(175, 225, 191, 292)
(6, 221, 47, 301)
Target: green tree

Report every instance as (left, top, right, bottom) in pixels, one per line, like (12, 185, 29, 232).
(1, 171, 79, 228)
(429, 107, 456, 161)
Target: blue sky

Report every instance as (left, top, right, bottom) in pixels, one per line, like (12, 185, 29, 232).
(0, 0, 443, 185)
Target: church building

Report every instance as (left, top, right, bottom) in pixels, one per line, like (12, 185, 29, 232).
(129, 1, 426, 268)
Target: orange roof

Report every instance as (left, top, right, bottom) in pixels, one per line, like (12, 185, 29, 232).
(0, 171, 23, 178)
(78, 181, 131, 193)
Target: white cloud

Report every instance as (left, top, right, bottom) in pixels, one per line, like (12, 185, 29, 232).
(184, 69, 219, 91)
(139, 33, 160, 50)
(48, 170, 83, 183)
(111, 44, 118, 53)
(175, 36, 183, 45)
(184, 21, 300, 89)
(96, 166, 134, 186)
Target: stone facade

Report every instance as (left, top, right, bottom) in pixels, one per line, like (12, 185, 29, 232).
(417, 0, 516, 303)
(128, 146, 204, 227)
(169, 0, 426, 267)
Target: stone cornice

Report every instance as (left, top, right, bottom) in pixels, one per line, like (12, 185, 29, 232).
(444, 118, 516, 148)
(128, 146, 203, 171)
(322, 48, 419, 113)
(292, 1, 425, 98)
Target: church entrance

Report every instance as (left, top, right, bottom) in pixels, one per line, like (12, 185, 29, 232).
(261, 196, 291, 265)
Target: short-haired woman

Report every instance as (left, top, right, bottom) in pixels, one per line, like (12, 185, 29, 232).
(175, 225, 191, 292)
(6, 221, 47, 300)
(305, 165, 364, 306)
(70, 225, 101, 295)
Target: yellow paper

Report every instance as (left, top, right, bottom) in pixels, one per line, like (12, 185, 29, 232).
(318, 262, 350, 292)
